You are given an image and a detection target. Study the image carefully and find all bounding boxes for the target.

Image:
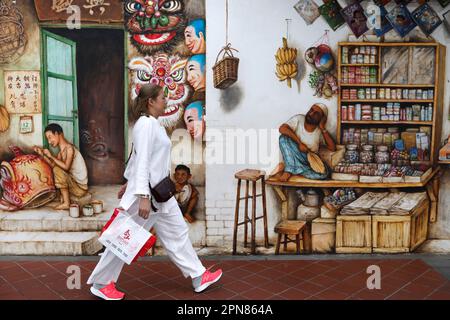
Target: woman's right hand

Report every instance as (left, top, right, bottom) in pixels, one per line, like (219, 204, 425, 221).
(138, 197, 151, 219)
(117, 183, 128, 199)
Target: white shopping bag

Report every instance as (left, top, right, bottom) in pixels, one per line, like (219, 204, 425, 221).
(98, 209, 153, 265)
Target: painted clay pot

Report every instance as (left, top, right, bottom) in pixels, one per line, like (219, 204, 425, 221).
(69, 204, 80, 218)
(82, 204, 94, 217)
(91, 200, 103, 214)
(0, 146, 56, 209)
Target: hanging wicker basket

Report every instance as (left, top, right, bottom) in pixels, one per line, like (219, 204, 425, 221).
(212, 44, 239, 90)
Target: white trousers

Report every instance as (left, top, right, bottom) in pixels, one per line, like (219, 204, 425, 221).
(87, 199, 206, 286)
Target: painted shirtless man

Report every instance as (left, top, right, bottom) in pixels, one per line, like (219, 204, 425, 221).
(34, 123, 88, 210)
(277, 103, 336, 181)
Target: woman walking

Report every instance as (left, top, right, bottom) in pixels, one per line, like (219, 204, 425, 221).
(87, 83, 222, 300)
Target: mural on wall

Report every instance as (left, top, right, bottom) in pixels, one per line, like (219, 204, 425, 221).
(124, 0, 188, 55)
(0, 0, 27, 64)
(0, 146, 56, 211)
(127, 0, 205, 223)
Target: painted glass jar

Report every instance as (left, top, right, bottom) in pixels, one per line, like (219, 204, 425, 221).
(345, 144, 359, 163)
(375, 145, 390, 164)
(360, 144, 374, 163)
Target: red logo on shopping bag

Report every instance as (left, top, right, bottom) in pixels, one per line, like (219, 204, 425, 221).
(123, 229, 131, 240)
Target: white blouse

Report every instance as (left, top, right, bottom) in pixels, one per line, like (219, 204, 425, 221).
(120, 115, 177, 212)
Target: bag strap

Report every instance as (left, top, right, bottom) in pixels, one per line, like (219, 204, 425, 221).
(125, 143, 135, 166)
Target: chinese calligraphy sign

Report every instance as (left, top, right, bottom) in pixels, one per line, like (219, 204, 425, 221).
(4, 71, 41, 114)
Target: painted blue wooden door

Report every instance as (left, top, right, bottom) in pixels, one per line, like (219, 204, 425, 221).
(42, 30, 79, 148)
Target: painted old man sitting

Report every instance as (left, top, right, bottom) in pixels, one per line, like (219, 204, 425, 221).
(278, 103, 336, 181)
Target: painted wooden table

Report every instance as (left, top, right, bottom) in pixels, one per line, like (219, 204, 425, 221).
(266, 167, 441, 253)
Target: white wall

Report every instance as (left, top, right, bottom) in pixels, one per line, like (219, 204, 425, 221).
(205, 0, 450, 247)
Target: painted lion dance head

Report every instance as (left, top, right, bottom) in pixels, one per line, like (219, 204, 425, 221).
(129, 53, 191, 131)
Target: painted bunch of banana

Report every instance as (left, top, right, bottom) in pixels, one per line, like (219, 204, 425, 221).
(275, 37, 298, 88)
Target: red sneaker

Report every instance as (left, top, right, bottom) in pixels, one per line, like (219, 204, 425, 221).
(194, 267, 223, 293)
(90, 282, 125, 300)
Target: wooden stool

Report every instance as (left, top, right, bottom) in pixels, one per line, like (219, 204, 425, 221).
(274, 220, 308, 254)
(233, 169, 269, 254)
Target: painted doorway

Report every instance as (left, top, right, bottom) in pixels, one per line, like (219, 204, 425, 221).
(42, 28, 126, 185)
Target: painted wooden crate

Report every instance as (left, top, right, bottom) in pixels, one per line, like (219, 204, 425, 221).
(336, 215, 372, 253)
(372, 200, 430, 253)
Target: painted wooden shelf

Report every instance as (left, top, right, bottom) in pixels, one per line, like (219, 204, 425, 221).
(266, 168, 439, 189)
(341, 121, 433, 125)
(340, 83, 435, 88)
(341, 64, 379, 67)
(341, 99, 434, 103)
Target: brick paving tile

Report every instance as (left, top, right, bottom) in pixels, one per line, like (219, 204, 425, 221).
(193, 287, 236, 300)
(0, 262, 18, 270)
(309, 274, 340, 287)
(0, 266, 34, 283)
(323, 268, 353, 280)
(240, 273, 273, 286)
(258, 280, 293, 295)
(426, 290, 450, 300)
(350, 290, 387, 300)
(289, 268, 318, 281)
(401, 282, 441, 297)
(256, 268, 288, 281)
(117, 278, 149, 293)
(130, 285, 165, 300)
(240, 287, 274, 300)
(295, 281, 326, 295)
(276, 274, 304, 287)
(224, 279, 253, 293)
(302, 262, 335, 274)
(313, 288, 352, 300)
(277, 287, 311, 300)
(387, 289, 428, 300)
(412, 275, 446, 288)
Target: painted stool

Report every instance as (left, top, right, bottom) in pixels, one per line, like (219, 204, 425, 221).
(232, 169, 269, 254)
(274, 220, 308, 254)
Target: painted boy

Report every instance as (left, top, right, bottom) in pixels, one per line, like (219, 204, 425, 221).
(34, 123, 88, 210)
(173, 164, 199, 223)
